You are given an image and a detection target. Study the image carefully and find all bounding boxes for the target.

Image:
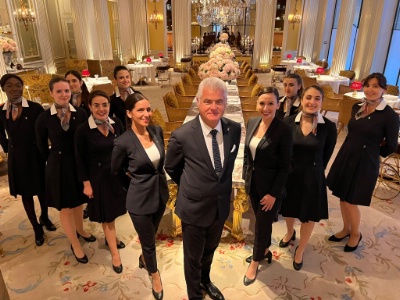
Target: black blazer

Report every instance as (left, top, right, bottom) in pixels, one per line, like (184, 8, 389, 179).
(165, 116, 241, 227)
(111, 125, 169, 215)
(242, 117, 293, 199)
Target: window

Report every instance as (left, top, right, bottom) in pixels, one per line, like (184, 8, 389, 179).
(384, 1, 400, 85)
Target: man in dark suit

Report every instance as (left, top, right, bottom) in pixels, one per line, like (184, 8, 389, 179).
(165, 77, 241, 300)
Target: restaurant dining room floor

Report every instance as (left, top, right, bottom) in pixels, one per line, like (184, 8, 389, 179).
(1, 72, 400, 299)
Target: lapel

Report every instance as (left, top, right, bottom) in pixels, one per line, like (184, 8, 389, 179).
(128, 127, 159, 170)
(257, 117, 279, 150)
(221, 117, 232, 177)
(192, 116, 218, 178)
(148, 126, 164, 165)
(244, 117, 261, 164)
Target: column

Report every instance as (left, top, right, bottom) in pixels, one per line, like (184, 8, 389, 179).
(298, 0, 320, 61)
(330, 0, 357, 75)
(129, 0, 149, 61)
(253, 0, 275, 69)
(93, 0, 113, 60)
(34, 0, 56, 73)
(172, 0, 191, 66)
(352, 0, 390, 80)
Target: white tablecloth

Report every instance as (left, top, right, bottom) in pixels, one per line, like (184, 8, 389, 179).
(142, 59, 162, 68)
(344, 92, 400, 108)
(126, 64, 156, 84)
(280, 59, 297, 72)
(85, 77, 112, 92)
(311, 75, 349, 94)
(293, 63, 319, 73)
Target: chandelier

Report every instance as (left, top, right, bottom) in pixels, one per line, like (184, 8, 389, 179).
(288, 0, 302, 29)
(149, 0, 161, 29)
(192, 0, 250, 27)
(13, 0, 36, 31)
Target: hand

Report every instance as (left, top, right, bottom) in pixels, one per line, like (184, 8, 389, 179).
(83, 181, 94, 199)
(260, 194, 276, 211)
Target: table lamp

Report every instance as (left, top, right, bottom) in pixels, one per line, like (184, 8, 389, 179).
(316, 67, 324, 78)
(286, 54, 292, 60)
(296, 58, 303, 64)
(350, 81, 362, 97)
(82, 69, 90, 81)
(146, 57, 152, 64)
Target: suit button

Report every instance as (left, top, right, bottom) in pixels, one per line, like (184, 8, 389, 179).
(363, 145, 366, 149)
(98, 163, 101, 166)
(58, 151, 62, 154)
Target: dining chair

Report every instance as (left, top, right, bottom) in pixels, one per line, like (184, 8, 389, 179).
(315, 60, 328, 69)
(386, 84, 399, 96)
(339, 84, 353, 94)
(173, 82, 197, 97)
(156, 65, 171, 87)
(242, 110, 259, 126)
(100, 60, 119, 79)
(149, 108, 183, 149)
(301, 76, 319, 89)
(237, 74, 258, 87)
(65, 59, 88, 73)
(163, 101, 189, 122)
(337, 95, 361, 134)
(241, 103, 257, 110)
(238, 84, 263, 97)
(339, 70, 356, 81)
(294, 69, 307, 77)
(321, 84, 344, 115)
(91, 83, 115, 96)
(163, 92, 193, 109)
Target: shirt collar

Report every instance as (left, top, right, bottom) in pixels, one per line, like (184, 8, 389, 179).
(279, 96, 300, 107)
(199, 115, 222, 136)
(50, 103, 76, 115)
(88, 114, 115, 129)
(2, 97, 29, 110)
(295, 111, 325, 123)
(115, 87, 134, 98)
(357, 98, 387, 111)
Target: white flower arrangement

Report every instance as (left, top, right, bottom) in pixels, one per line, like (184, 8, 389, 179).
(0, 36, 17, 53)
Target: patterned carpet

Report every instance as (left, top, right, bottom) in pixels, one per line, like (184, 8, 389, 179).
(1, 77, 400, 299)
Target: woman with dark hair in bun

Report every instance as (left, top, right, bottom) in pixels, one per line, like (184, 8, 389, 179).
(327, 73, 399, 252)
(242, 86, 292, 285)
(0, 74, 56, 246)
(75, 90, 126, 273)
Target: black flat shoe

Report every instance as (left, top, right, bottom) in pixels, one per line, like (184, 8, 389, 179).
(70, 245, 88, 264)
(344, 233, 362, 252)
(293, 246, 303, 271)
(105, 239, 125, 249)
(245, 250, 272, 263)
(150, 270, 163, 300)
(77, 231, 96, 242)
(34, 226, 45, 246)
(39, 216, 57, 231)
(113, 263, 123, 274)
(243, 265, 259, 286)
(279, 230, 296, 248)
(200, 282, 225, 300)
(328, 233, 350, 242)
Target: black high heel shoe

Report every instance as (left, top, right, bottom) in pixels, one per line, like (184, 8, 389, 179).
(293, 246, 303, 271)
(34, 225, 45, 246)
(77, 231, 96, 242)
(344, 233, 362, 252)
(328, 233, 350, 242)
(245, 250, 272, 263)
(150, 270, 163, 300)
(39, 216, 57, 231)
(279, 230, 296, 248)
(243, 263, 259, 286)
(112, 256, 123, 274)
(105, 239, 125, 249)
(70, 245, 88, 264)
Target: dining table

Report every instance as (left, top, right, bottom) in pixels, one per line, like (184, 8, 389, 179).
(126, 64, 156, 84)
(280, 59, 298, 72)
(142, 58, 162, 68)
(310, 75, 350, 94)
(166, 81, 249, 241)
(344, 92, 400, 109)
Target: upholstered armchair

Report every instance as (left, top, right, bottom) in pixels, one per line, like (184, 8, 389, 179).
(301, 76, 319, 89)
(65, 59, 88, 72)
(339, 70, 356, 81)
(321, 84, 344, 115)
(163, 92, 193, 109)
(91, 83, 115, 96)
(238, 83, 263, 97)
(237, 74, 258, 87)
(100, 60, 119, 79)
(173, 82, 197, 97)
(337, 95, 361, 134)
(386, 84, 399, 96)
(149, 108, 183, 148)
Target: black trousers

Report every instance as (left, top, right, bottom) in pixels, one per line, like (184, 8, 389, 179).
(182, 218, 225, 300)
(129, 202, 166, 274)
(250, 190, 282, 262)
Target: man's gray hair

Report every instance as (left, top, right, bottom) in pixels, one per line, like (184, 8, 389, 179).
(196, 77, 228, 101)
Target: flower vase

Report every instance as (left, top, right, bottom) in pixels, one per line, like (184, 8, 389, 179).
(3, 52, 13, 68)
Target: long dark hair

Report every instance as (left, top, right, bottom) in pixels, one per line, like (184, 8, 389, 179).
(258, 86, 279, 102)
(362, 73, 387, 89)
(65, 70, 90, 106)
(125, 93, 148, 129)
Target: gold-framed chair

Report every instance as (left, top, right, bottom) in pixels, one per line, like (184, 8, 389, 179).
(173, 82, 197, 97)
(337, 95, 361, 135)
(163, 92, 193, 109)
(164, 101, 189, 122)
(294, 69, 306, 77)
(100, 60, 119, 79)
(238, 84, 263, 97)
(339, 84, 353, 94)
(339, 70, 356, 81)
(240, 96, 258, 106)
(237, 74, 258, 87)
(242, 110, 259, 126)
(150, 108, 183, 149)
(156, 65, 172, 87)
(321, 84, 344, 115)
(301, 76, 319, 89)
(241, 103, 257, 110)
(91, 83, 115, 96)
(181, 74, 199, 89)
(236, 69, 253, 84)
(386, 84, 399, 96)
(65, 59, 88, 72)
(315, 60, 328, 69)
(87, 59, 102, 77)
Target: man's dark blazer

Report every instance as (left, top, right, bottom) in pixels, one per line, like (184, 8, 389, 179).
(165, 115, 241, 227)
(111, 125, 169, 214)
(242, 117, 293, 199)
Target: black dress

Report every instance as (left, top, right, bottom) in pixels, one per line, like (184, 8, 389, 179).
(0, 100, 45, 197)
(281, 114, 337, 222)
(327, 102, 399, 206)
(75, 116, 127, 223)
(35, 105, 88, 210)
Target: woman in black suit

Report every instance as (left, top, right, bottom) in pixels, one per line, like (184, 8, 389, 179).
(242, 87, 293, 286)
(111, 93, 168, 300)
(0, 74, 56, 246)
(36, 77, 94, 264)
(75, 90, 127, 273)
